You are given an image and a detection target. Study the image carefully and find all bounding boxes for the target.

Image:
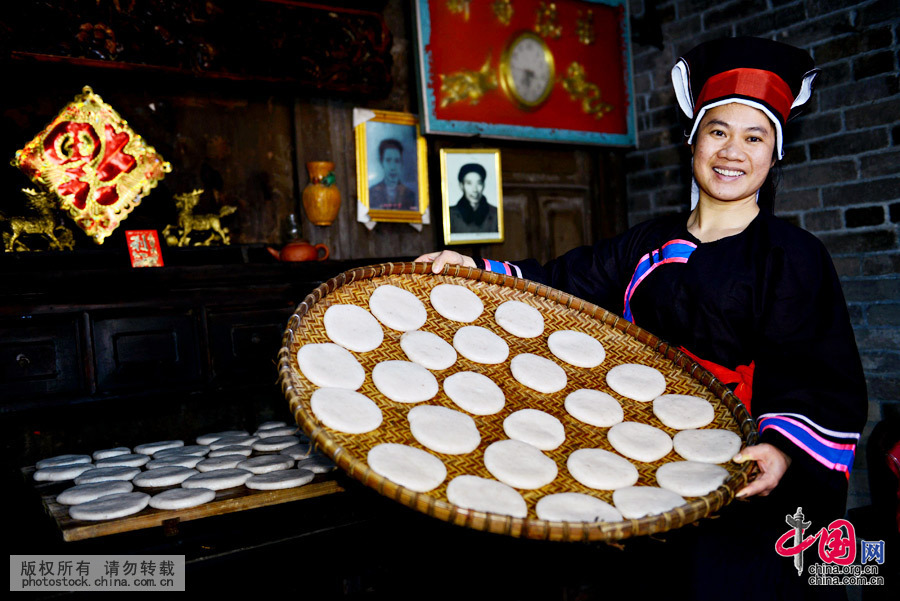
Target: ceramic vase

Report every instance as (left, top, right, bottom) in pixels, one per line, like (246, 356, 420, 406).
(302, 161, 341, 226)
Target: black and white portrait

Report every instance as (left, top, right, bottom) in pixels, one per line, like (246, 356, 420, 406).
(440, 149, 503, 245)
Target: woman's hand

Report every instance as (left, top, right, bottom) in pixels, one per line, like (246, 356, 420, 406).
(733, 443, 792, 498)
(414, 250, 476, 274)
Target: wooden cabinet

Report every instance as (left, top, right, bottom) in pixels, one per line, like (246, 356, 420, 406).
(0, 315, 85, 401)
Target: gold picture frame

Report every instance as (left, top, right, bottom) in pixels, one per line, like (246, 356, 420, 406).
(440, 149, 504, 245)
(355, 109, 429, 223)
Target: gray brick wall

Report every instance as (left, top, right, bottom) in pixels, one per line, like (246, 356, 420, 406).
(625, 0, 900, 509)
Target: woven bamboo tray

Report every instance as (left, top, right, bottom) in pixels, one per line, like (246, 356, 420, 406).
(278, 262, 758, 542)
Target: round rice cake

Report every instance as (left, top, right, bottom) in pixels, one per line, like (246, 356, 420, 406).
(509, 353, 567, 394)
(503, 409, 565, 451)
(564, 389, 624, 428)
(547, 330, 606, 368)
(296, 343, 365, 390)
(367, 443, 447, 493)
(452, 326, 509, 365)
(280, 443, 312, 460)
(399, 330, 457, 371)
(254, 426, 297, 438)
(196, 455, 248, 472)
(607, 422, 673, 463)
(149, 488, 216, 510)
(446, 475, 527, 518)
(311, 387, 383, 434)
(606, 364, 666, 402)
(34, 463, 96, 482)
(656, 461, 730, 497)
(196, 430, 248, 445)
(612, 486, 686, 519)
(323, 304, 384, 352)
(74, 466, 140, 485)
(36, 454, 92, 470)
(245, 469, 316, 491)
(566, 448, 639, 490)
(257, 421, 287, 430)
(181, 469, 252, 491)
(652, 394, 716, 430)
(56, 481, 134, 506)
(134, 440, 183, 456)
(69, 492, 150, 521)
(252, 435, 300, 452)
(368, 285, 427, 332)
(443, 371, 505, 415)
(207, 445, 253, 458)
(92, 447, 131, 461)
(483, 439, 557, 490)
(535, 493, 623, 523)
(237, 455, 295, 475)
(372, 360, 439, 404)
(296, 455, 336, 474)
(208, 435, 259, 450)
(673, 429, 742, 464)
(133, 466, 198, 487)
(96, 453, 150, 468)
(145, 455, 203, 470)
(429, 284, 484, 323)
(408, 405, 481, 455)
(154, 445, 210, 458)
(494, 300, 544, 338)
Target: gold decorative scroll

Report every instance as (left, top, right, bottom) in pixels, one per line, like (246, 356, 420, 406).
(561, 62, 614, 119)
(576, 9, 595, 45)
(14, 86, 171, 244)
(534, 2, 561, 39)
(491, 0, 514, 26)
(439, 54, 498, 108)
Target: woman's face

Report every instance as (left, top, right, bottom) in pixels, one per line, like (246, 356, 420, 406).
(461, 172, 485, 203)
(692, 103, 776, 207)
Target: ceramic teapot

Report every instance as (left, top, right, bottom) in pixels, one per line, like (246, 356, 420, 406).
(267, 239, 329, 262)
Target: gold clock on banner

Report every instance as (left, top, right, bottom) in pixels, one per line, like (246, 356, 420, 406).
(499, 31, 555, 110)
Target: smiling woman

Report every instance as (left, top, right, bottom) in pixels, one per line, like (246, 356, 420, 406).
(417, 36, 867, 601)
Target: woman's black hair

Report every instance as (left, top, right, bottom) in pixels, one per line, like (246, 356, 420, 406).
(757, 148, 781, 214)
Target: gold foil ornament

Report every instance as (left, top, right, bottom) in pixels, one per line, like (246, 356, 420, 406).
(1, 188, 75, 252)
(13, 86, 171, 244)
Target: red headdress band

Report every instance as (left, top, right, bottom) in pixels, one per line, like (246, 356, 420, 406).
(695, 68, 795, 124)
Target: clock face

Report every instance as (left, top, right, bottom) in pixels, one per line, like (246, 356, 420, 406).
(500, 32, 555, 109)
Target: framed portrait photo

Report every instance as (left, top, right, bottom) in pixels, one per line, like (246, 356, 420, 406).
(355, 109, 429, 223)
(440, 149, 504, 245)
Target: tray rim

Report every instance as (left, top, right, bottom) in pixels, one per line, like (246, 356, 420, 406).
(277, 261, 758, 542)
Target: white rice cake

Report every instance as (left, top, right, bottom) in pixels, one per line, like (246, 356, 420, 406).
(149, 488, 216, 510)
(652, 394, 716, 430)
(494, 300, 544, 338)
(607, 422, 673, 463)
(312, 387, 383, 434)
(446, 475, 527, 518)
(154, 445, 209, 458)
(74, 466, 140, 484)
(547, 330, 606, 368)
(510, 353, 567, 394)
(368, 285, 427, 332)
(69, 492, 150, 521)
(36, 454, 92, 470)
(429, 284, 484, 323)
(237, 455, 295, 475)
(254, 426, 297, 438)
(196, 455, 248, 472)
(95, 453, 150, 468)
(92, 447, 131, 461)
(245, 469, 316, 491)
(367, 443, 447, 493)
(483, 439, 557, 490)
(606, 363, 666, 402)
(134, 440, 184, 455)
(252, 435, 300, 452)
(503, 409, 565, 451)
(207, 445, 253, 458)
(181, 468, 252, 491)
(145, 455, 203, 470)
(257, 421, 287, 430)
(208, 435, 259, 450)
(400, 330, 457, 371)
(280, 443, 312, 460)
(296, 455, 336, 474)
(535, 493, 623, 523)
(564, 389, 624, 428)
(324, 304, 384, 352)
(372, 360, 439, 403)
(56, 481, 134, 506)
(133, 466, 198, 487)
(452, 326, 509, 364)
(656, 461, 730, 497)
(296, 343, 365, 390)
(613, 486, 686, 519)
(673, 429, 742, 464)
(196, 430, 248, 445)
(566, 448, 639, 490)
(443, 371, 506, 415)
(34, 463, 96, 482)
(408, 405, 481, 455)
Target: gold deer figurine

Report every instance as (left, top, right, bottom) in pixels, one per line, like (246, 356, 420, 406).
(163, 189, 237, 247)
(0, 188, 75, 252)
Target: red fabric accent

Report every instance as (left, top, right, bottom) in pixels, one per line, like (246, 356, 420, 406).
(696, 68, 794, 123)
(97, 124, 136, 182)
(680, 346, 755, 414)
